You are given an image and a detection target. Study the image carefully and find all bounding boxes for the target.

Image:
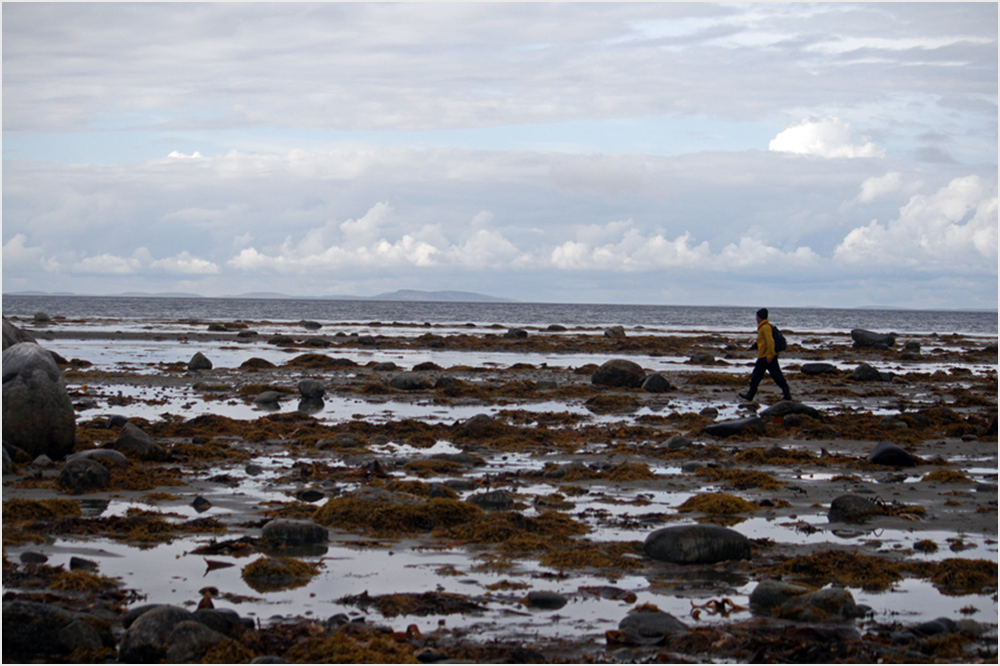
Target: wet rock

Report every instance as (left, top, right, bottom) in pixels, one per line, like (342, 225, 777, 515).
(20, 551, 49, 564)
(703, 416, 764, 438)
(33, 311, 52, 324)
(254, 391, 284, 405)
(188, 352, 213, 371)
(903, 341, 921, 354)
(458, 413, 500, 438)
(591, 359, 646, 388)
(296, 489, 325, 503)
(58, 618, 103, 652)
(851, 329, 896, 349)
(2, 316, 36, 349)
(245, 463, 264, 476)
(300, 320, 323, 330)
(69, 556, 99, 571)
(390, 373, 433, 391)
(412, 361, 443, 371)
(192, 495, 212, 512)
(2, 342, 76, 459)
(749, 579, 815, 615)
(851, 363, 887, 382)
(105, 414, 129, 429)
(297, 379, 326, 400)
(2, 600, 102, 658)
(665, 434, 692, 450)
(268, 335, 296, 345)
(372, 361, 398, 371)
(111, 422, 166, 461)
(192, 608, 247, 638)
(261, 519, 329, 546)
(618, 610, 687, 643)
(119, 605, 199, 662)
(434, 375, 464, 389)
(699, 406, 719, 418)
(642, 372, 673, 393)
(504, 328, 528, 339)
(828, 494, 887, 523)
(468, 488, 515, 511)
(524, 591, 567, 610)
(58, 457, 111, 493)
(688, 352, 715, 364)
(32, 453, 54, 467)
(66, 448, 128, 467)
(604, 325, 626, 339)
(164, 620, 230, 663)
(800, 362, 839, 375)
(759, 401, 821, 420)
(546, 324, 567, 332)
(775, 586, 858, 622)
(868, 440, 917, 467)
(241, 357, 277, 370)
(644, 524, 751, 564)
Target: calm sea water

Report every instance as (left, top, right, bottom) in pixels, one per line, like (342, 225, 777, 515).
(2, 294, 997, 336)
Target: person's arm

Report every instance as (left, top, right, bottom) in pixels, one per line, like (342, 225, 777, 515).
(759, 323, 776, 360)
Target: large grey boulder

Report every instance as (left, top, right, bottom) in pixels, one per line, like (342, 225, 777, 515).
(119, 605, 199, 663)
(390, 373, 433, 391)
(111, 422, 166, 461)
(703, 416, 764, 437)
(617, 610, 687, 644)
(644, 524, 751, 564)
(759, 401, 822, 420)
(58, 457, 111, 493)
(851, 329, 896, 349)
(261, 519, 329, 546)
(641, 372, 673, 393)
(868, 440, 917, 467)
(164, 620, 230, 663)
(2, 343, 76, 459)
(591, 359, 646, 388)
(2, 317, 36, 349)
(2, 600, 110, 659)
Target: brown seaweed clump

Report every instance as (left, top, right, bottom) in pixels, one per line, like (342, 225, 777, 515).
(241, 556, 320, 592)
(694, 468, 784, 490)
(771, 549, 906, 592)
(49, 569, 120, 592)
(928, 558, 998, 596)
(921, 469, 974, 484)
(282, 630, 419, 664)
(313, 496, 484, 535)
(3, 498, 82, 521)
(677, 493, 761, 515)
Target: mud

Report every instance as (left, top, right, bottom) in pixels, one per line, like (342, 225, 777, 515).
(2, 316, 997, 663)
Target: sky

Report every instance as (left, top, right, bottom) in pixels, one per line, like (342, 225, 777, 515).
(2, 2, 997, 310)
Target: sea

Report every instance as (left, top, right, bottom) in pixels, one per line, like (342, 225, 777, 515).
(2, 294, 997, 337)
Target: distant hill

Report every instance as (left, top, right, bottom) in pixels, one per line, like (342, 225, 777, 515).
(5, 289, 515, 303)
(368, 290, 515, 303)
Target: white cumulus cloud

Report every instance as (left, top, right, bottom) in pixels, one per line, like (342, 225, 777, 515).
(834, 175, 998, 269)
(769, 118, 885, 159)
(856, 171, 903, 203)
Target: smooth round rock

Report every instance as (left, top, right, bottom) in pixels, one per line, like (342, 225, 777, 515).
(644, 524, 751, 564)
(591, 359, 646, 388)
(58, 457, 111, 493)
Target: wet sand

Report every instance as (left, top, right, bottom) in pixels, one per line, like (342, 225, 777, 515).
(3, 318, 998, 663)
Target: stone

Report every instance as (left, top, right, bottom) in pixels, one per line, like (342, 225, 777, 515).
(641, 372, 673, 393)
(66, 448, 128, 467)
(69, 556, 99, 571)
(111, 422, 166, 461)
(665, 434, 692, 450)
(868, 440, 917, 467)
(749, 579, 815, 615)
(2, 600, 103, 658)
(618, 610, 687, 643)
(188, 352, 213, 371)
(468, 489, 515, 511)
(688, 352, 715, 364)
(119, 605, 199, 663)
(604, 325, 626, 339)
(20, 551, 49, 564)
(776, 586, 858, 622)
(261, 519, 329, 546)
(524, 591, 567, 609)
(390, 373, 433, 391)
(504, 328, 528, 339)
(164, 620, 230, 663)
(644, 524, 751, 564)
(2, 316, 36, 349)
(300, 320, 323, 330)
(828, 494, 887, 523)
(759, 401, 822, 420)
(254, 391, 284, 405)
(851, 363, 886, 382)
(193, 608, 246, 638)
(372, 361, 398, 371)
(703, 416, 765, 437)
(58, 619, 103, 652)
(192, 495, 212, 512)
(297, 379, 326, 400)
(58, 457, 111, 493)
(33, 311, 52, 324)
(2, 342, 76, 459)
(591, 359, 646, 388)
(851, 329, 896, 349)
(800, 362, 839, 375)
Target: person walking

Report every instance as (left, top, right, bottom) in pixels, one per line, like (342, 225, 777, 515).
(738, 308, 792, 402)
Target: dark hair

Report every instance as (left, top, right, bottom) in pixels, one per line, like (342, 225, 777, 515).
(756, 308, 769, 320)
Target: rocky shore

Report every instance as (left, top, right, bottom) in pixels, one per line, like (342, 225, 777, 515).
(3, 314, 998, 663)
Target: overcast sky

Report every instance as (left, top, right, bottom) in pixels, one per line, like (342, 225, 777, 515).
(3, 3, 997, 309)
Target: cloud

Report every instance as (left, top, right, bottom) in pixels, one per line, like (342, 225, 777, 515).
(2, 234, 44, 268)
(149, 251, 221, 274)
(834, 175, 998, 270)
(856, 172, 902, 203)
(769, 118, 885, 159)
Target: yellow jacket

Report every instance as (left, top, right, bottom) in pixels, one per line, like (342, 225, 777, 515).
(757, 320, 776, 360)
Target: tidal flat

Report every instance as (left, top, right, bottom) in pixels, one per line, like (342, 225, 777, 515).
(3, 314, 998, 663)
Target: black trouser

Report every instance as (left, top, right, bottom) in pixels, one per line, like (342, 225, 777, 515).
(747, 356, 790, 399)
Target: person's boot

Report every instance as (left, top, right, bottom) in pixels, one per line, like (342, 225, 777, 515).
(738, 391, 754, 401)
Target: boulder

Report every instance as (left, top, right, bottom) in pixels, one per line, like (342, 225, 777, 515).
(390, 373, 433, 391)
(703, 416, 764, 438)
(759, 401, 822, 420)
(58, 457, 111, 493)
(524, 591, 567, 610)
(2, 600, 107, 659)
(851, 329, 896, 349)
(800, 362, 839, 376)
(119, 605, 199, 663)
(2, 343, 76, 459)
(111, 422, 166, 461)
(2, 317, 36, 349)
(188, 352, 213, 371)
(192, 608, 247, 638)
(468, 489, 516, 511)
(254, 391, 284, 406)
(604, 326, 626, 339)
(851, 363, 886, 382)
(300, 320, 323, 330)
(828, 494, 887, 523)
(618, 610, 687, 644)
(775, 586, 858, 622)
(58, 619, 103, 652)
(164, 620, 230, 663)
(504, 328, 528, 339)
(66, 448, 128, 467)
(665, 434, 693, 450)
(868, 440, 917, 467)
(644, 524, 751, 564)
(749, 579, 815, 615)
(297, 379, 326, 400)
(641, 372, 673, 393)
(261, 519, 329, 546)
(591, 359, 646, 388)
